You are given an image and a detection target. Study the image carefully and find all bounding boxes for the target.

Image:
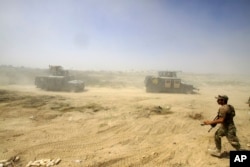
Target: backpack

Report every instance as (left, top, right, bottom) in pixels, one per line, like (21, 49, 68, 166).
(228, 104, 235, 117)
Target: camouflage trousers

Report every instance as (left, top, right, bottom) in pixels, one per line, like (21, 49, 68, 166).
(214, 124, 241, 151)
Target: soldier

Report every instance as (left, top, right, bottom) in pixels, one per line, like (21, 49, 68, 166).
(203, 95, 241, 156)
(247, 97, 250, 107)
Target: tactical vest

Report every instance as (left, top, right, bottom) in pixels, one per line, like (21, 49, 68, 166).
(224, 104, 235, 126)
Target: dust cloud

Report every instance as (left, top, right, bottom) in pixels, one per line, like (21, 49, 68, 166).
(0, 65, 250, 167)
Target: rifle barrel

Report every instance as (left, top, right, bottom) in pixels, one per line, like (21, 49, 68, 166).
(208, 127, 213, 132)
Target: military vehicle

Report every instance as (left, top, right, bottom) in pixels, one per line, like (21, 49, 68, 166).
(35, 65, 85, 92)
(144, 71, 198, 94)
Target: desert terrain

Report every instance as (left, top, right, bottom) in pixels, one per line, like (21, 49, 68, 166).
(0, 68, 250, 167)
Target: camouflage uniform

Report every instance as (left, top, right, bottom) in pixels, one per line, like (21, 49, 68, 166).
(215, 104, 241, 151)
(248, 97, 250, 107)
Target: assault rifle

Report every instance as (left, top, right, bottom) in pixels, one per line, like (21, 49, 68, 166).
(201, 114, 219, 132)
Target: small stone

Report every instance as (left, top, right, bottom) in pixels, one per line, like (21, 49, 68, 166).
(152, 152, 158, 156)
(29, 116, 35, 119)
(75, 159, 82, 163)
(54, 158, 61, 164)
(14, 156, 20, 162)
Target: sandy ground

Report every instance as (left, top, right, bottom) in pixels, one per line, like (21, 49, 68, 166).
(0, 73, 250, 167)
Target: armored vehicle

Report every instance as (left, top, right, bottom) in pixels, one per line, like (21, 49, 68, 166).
(144, 71, 198, 94)
(35, 65, 85, 92)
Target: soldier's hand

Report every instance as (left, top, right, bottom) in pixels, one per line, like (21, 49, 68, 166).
(203, 120, 211, 125)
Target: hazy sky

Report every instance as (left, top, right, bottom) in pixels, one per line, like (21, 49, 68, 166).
(1, 0, 250, 73)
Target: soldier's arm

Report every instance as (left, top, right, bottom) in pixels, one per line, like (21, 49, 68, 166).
(203, 106, 227, 125)
(203, 117, 224, 125)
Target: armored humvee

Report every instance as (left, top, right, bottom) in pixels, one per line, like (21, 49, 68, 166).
(35, 65, 85, 92)
(144, 71, 198, 94)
